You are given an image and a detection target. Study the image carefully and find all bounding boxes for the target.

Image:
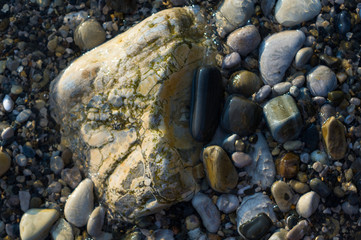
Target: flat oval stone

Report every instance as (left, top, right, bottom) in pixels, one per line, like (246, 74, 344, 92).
(296, 191, 320, 218)
(337, 11, 351, 35)
(276, 152, 300, 179)
(192, 192, 220, 233)
(272, 82, 292, 96)
(226, 25, 261, 56)
(263, 94, 303, 143)
(307, 65, 337, 97)
(309, 178, 331, 198)
(289, 180, 310, 194)
(214, 0, 254, 38)
(238, 213, 273, 240)
(50, 218, 73, 240)
(322, 116, 347, 160)
(74, 19, 106, 50)
(271, 181, 294, 212)
(221, 95, 262, 136)
(16, 109, 32, 123)
(294, 47, 313, 69)
(259, 30, 305, 86)
(1, 127, 14, 141)
(190, 66, 223, 142)
(228, 70, 263, 97)
(254, 85, 272, 102)
(64, 178, 94, 227)
(203, 145, 238, 193)
(269, 229, 288, 240)
(20, 208, 59, 240)
(232, 152, 253, 168)
(275, 0, 321, 27)
(2, 95, 14, 112)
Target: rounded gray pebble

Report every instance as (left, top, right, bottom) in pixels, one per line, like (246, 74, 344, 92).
(16, 154, 28, 167)
(255, 85, 271, 102)
(87, 206, 105, 237)
(226, 25, 261, 56)
(292, 75, 305, 88)
(342, 202, 359, 215)
(2, 95, 14, 112)
(231, 152, 252, 168)
(192, 192, 220, 233)
(289, 85, 299, 97)
(273, 82, 292, 95)
(294, 47, 313, 69)
(16, 109, 32, 123)
(307, 65, 337, 97)
(1, 127, 14, 140)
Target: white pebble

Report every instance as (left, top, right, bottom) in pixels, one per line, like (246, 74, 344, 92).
(2, 95, 14, 112)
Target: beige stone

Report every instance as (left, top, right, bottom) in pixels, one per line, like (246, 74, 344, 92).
(50, 7, 216, 222)
(322, 116, 347, 160)
(0, 151, 11, 177)
(203, 146, 238, 193)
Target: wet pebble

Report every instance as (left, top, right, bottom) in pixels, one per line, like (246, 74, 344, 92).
(1, 127, 14, 141)
(238, 213, 273, 240)
(232, 152, 252, 168)
(269, 229, 288, 240)
(276, 152, 300, 179)
(228, 70, 263, 97)
(289, 180, 310, 194)
(309, 178, 331, 198)
(296, 191, 320, 218)
(216, 194, 239, 214)
(294, 47, 313, 69)
(50, 156, 64, 175)
(336, 11, 351, 35)
(16, 154, 28, 167)
(2, 95, 14, 112)
(19, 191, 31, 212)
(185, 215, 200, 230)
(342, 201, 359, 215)
(310, 150, 328, 164)
(61, 167, 82, 189)
(292, 75, 305, 88)
(283, 140, 303, 151)
(64, 178, 94, 227)
(191, 66, 223, 142)
(20, 208, 59, 240)
(264, 95, 303, 143)
(203, 145, 238, 193)
(222, 134, 240, 154)
(226, 25, 261, 56)
(221, 95, 262, 136)
(271, 181, 294, 212)
(87, 206, 105, 237)
(254, 85, 271, 102)
(289, 86, 299, 97)
(307, 65, 337, 97)
(322, 116, 347, 160)
(192, 192, 220, 233)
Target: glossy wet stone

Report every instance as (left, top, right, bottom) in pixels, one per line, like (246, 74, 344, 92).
(0, 151, 11, 177)
(319, 104, 336, 124)
(275, 0, 321, 27)
(307, 65, 337, 97)
(337, 11, 351, 35)
(296, 191, 320, 218)
(238, 213, 273, 240)
(222, 52, 241, 69)
(276, 152, 300, 179)
(271, 181, 294, 212)
(263, 95, 303, 143)
(286, 220, 309, 240)
(322, 116, 347, 160)
(327, 91, 344, 106)
(191, 66, 224, 142)
(228, 70, 263, 97)
(319, 54, 340, 68)
(259, 30, 305, 86)
(221, 95, 262, 136)
(203, 145, 238, 193)
(289, 180, 310, 194)
(309, 178, 331, 198)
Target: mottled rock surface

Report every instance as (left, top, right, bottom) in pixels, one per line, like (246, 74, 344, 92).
(50, 7, 216, 222)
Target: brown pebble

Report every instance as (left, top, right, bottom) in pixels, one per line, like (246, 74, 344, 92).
(322, 116, 347, 160)
(276, 152, 300, 178)
(286, 220, 308, 240)
(61, 148, 73, 166)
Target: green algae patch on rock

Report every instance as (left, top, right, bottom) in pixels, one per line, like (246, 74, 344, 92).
(49, 6, 217, 222)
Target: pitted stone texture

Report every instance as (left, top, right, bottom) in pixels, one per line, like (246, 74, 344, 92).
(50, 7, 215, 222)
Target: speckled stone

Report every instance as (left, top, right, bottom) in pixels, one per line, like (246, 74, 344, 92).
(275, 0, 321, 27)
(228, 70, 263, 97)
(216, 194, 239, 214)
(322, 116, 347, 160)
(226, 25, 261, 56)
(259, 30, 305, 86)
(296, 191, 320, 218)
(263, 94, 303, 143)
(203, 145, 238, 193)
(307, 65, 337, 97)
(271, 181, 294, 212)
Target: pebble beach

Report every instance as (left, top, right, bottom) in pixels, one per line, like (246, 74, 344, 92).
(1, 0, 361, 239)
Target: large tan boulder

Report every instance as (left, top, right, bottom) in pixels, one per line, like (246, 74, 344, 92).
(49, 7, 216, 222)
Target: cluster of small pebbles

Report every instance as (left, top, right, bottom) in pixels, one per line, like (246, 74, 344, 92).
(0, 0, 361, 239)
